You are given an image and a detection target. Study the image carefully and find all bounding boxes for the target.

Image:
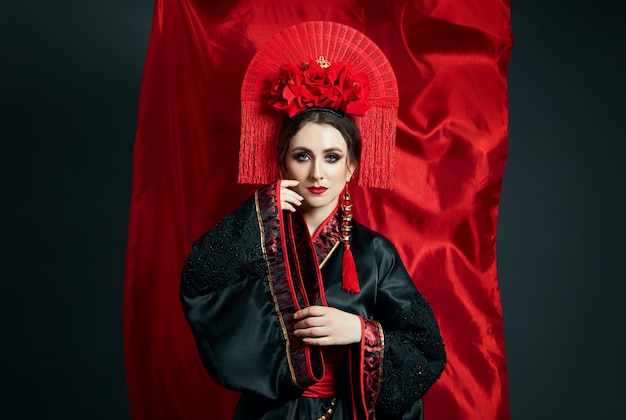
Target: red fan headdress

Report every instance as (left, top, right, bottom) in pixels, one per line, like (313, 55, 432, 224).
(239, 21, 399, 189)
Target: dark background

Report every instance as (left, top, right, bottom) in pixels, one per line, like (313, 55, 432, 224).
(1, 1, 624, 419)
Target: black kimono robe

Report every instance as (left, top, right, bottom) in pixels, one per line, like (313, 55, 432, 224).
(181, 183, 445, 419)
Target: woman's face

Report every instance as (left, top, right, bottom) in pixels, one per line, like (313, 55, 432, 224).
(284, 122, 355, 217)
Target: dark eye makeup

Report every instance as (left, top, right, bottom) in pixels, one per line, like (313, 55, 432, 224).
(294, 152, 311, 162)
(290, 150, 344, 163)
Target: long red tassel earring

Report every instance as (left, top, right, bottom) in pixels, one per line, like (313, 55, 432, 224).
(341, 184, 360, 293)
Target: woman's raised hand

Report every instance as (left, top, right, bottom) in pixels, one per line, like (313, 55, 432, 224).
(279, 180, 303, 212)
(293, 306, 362, 346)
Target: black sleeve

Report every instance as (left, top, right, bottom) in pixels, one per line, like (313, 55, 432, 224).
(180, 195, 301, 400)
(371, 235, 446, 418)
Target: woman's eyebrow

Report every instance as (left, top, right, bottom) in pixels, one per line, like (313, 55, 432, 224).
(291, 146, 312, 152)
(291, 147, 344, 153)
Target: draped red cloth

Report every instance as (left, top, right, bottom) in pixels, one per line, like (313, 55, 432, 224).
(124, 1, 512, 419)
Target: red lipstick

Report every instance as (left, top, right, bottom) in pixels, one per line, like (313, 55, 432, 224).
(307, 186, 328, 194)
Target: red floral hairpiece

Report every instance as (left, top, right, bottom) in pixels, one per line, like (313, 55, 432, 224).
(263, 56, 371, 117)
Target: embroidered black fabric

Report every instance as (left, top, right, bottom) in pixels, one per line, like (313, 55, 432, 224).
(181, 196, 265, 298)
(375, 297, 446, 417)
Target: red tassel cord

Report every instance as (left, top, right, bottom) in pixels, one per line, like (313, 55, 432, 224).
(341, 186, 360, 293)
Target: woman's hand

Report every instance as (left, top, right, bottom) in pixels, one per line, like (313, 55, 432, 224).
(293, 306, 362, 346)
(279, 180, 303, 212)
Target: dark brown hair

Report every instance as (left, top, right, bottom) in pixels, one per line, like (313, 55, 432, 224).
(277, 109, 362, 168)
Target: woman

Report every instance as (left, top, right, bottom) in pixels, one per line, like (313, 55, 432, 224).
(181, 22, 445, 419)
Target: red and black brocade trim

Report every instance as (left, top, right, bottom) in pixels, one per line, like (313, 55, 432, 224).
(362, 318, 383, 415)
(256, 183, 323, 388)
(285, 211, 325, 307)
(351, 317, 383, 418)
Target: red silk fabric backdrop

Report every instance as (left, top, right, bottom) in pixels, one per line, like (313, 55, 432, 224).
(124, 1, 512, 419)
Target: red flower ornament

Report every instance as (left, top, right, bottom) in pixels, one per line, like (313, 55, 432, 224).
(265, 64, 305, 117)
(263, 57, 371, 117)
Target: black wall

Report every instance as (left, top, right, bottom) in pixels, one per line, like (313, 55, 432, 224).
(2, 1, 624, 419)
(2, 1, 150, 418)
(500, 2, 626, 418)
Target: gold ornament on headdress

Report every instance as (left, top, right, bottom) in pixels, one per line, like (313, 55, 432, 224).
(301, 56, 331, 70)
(315, 56, 331, 68)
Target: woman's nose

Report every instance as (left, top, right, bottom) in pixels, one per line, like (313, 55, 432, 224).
(310, 160, 322, 180)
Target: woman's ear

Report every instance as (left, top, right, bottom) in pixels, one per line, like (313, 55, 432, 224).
(346, 161, 357, 182)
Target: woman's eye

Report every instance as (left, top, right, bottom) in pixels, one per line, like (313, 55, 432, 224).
(325, 153, 340, 163)
(294, 152, 310, 162)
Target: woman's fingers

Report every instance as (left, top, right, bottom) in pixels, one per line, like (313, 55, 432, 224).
(301, 336, 335, 346)
(281, 200, 298, 212)
(293, 306, 362, 345)
(279, 180, 303, 212)
(281, 193, 302, 212)
(294, 305, 326, 320)
(294, 316, 324, 330)
(294, 326, 328, 338)
(282, 190, 303, 205)
(280, 179, 300, 188)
